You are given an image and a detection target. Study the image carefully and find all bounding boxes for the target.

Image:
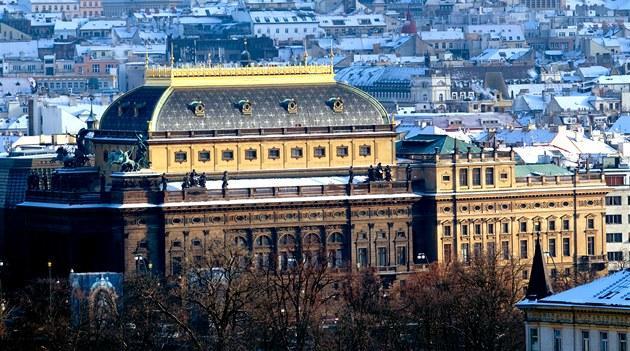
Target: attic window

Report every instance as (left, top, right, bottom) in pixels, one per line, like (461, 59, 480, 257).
(237, 99, 252, 115)
(188, 100, 205, 117)
(327, 97, 344, 113)
(281, 98, 298, 114)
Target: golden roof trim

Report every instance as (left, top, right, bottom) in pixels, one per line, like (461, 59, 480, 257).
(146, 64, 335, 87)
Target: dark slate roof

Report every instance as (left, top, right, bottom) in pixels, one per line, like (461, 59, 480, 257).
(525, 237, 554, 300)
(98, 83, 388, 132)
(99, 86, 168, 131)
(396, 134, 481, 155)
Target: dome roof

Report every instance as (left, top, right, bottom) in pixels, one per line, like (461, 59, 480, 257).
(99, 83, 389, 133)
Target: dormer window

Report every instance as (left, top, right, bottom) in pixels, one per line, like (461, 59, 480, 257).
(237, 99, 252, 115)
(281, 98, 298, 114)
(327, 97, 344, 113)
(188, 100, 205, 117)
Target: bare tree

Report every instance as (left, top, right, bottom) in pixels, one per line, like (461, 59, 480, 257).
(250, 258, 339, 351)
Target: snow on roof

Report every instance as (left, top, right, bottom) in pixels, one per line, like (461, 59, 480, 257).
(0, 40, 39, 58)
(605, 0, 630, 10)
(521, 95, 545, 111)
(466, 24, 524, 41)
(318, 14, 385, 27)
(335, 65, 427, 87)
(596, 75, 630, 85)
(420, 28, 464, 41)
(54, 19, 82, 31)
(552, 95, 593, 110)
(512, 146, 565, 164)
(494, 128, 557, 145)
(177, 16, 223, 25)
(577, 65, 610, 79)
(80, 20, 127, 31)
(250, 10, 317, 24)
(470, 48, 530, 62)
(508, 83, 576, 97)
(609, 115, 630, 134)
(520, 269, 630, 309)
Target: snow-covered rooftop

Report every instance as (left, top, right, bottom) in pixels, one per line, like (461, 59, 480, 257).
(519, 269, 630, 309)
(420, 28, 464, 41)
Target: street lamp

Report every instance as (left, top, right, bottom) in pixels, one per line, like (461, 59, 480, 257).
(86, 94, 96, 129)
(47, 260, 52, 319)
(417, 252, 428, 264)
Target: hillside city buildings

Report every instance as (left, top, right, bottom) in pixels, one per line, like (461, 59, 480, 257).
(0, 0, 628, 317)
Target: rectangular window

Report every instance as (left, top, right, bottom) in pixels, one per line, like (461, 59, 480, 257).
(553, 329, 562, 351)
(530, 328, 540, 351)
(487, 242, 496, 257)
(520, 240, 528, 259)
(606, 196, 622, 206)
(488, 223, 494, 234)
(244, 149, 258, 160)
(587, 218, 595, 229)
(313, 146, 326, 158)
(443, 244, 452, 263)
(587, 236, 595, 256)
(606, 233, 623, 243)
(172, 256, 182, 276)
(358, 248, 368, 267)
(549, 238, 556, 257)
(485, 167, 494, 185)
(620, 333, 627, 351)
(473, 243, 482, 257)
(92, 63, 99, 73)
(443, 225, 451, 237)
(462, 243, 469, 262)
(174, 151, 187, 163)
(291, 147, 303, 158)
(502, 222, 509, 234)
(608, 251, 623, 261)
(198, 151, 211, 162)
(268, 148, 280, 159)
(459, 168, 468, 186)
(474, 224, 481, 235)
(563, 238, 570, 256)
(502, 241, 509, 259)
(600, 332, 608, 351)
(359, 145, 371, 156)
(377, 247, 387, 266)
(336, 146, 349, 157)
(549, 220, 556, 231)
(462, 224, 469, 236)
(396, 246, 407, 265)
(534, 221, 541, 232)
(472, 168, 481, 186)
(442, 175, 450, 182)
(222, 150, 234, 161)
(520, 221, 527, 233)
(563, 219, 570, 230)
(606, 215, 622, 224)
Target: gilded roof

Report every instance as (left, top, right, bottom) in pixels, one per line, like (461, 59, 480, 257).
(99, 82, 389, 132)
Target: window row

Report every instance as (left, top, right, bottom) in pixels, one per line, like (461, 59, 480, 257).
(443, 237, 576, 262)
(356, 246, 408, 267)
(531, 328, 628, 351)
(171, 145, 373, 163)
(455, 167, 507, 187)
(443, 218, 585, 236)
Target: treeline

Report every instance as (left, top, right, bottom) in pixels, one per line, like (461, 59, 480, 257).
(0, 245, 527, 351)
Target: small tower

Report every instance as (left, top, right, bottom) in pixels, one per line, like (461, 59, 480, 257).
(525, 235, 554, 300)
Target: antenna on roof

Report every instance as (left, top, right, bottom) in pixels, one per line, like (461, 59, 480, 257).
(329, 38, 334, 73)
(303, 39, 308, 66)
(170, 41, 174, 68)
(144, 42, 149, 69)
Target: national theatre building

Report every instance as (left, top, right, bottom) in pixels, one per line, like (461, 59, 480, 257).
(12, 63, 609, 283)
(16, 64, 419, 280)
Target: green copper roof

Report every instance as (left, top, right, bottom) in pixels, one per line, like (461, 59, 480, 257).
(515, 164, 572, 177)
(397, 135, 481, 155)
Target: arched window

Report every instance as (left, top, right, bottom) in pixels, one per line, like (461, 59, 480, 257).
(279, 234, 295, 246)
(234, 236, 248, 248)
(329, 232, 343, 243)
(304, 233, 320, 245)
(255, 235, 272, 247)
